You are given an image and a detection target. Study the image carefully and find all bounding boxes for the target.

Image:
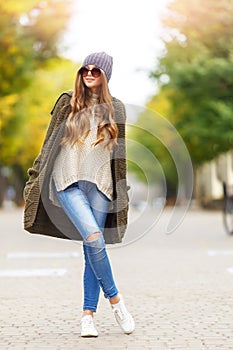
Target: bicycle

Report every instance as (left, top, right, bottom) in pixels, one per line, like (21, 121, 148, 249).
(223, 182, 233, 235)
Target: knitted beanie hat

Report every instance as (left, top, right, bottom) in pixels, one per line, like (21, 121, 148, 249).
(81, 52, 113, 82)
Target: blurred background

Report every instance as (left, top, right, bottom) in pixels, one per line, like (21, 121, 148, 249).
(1, 0, 233, 213)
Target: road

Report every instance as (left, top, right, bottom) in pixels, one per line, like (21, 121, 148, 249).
(0, 204, 233, 350)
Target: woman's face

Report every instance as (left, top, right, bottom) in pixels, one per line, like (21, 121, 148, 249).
(82, 65, 103, 93)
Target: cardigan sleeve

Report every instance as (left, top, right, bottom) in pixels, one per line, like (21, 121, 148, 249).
(26, 92, 71, 180)
(114, 98, 127, 174)
(111, 98, 129, 205)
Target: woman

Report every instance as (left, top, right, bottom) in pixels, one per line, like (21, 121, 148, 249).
(23, 52, 135, 337)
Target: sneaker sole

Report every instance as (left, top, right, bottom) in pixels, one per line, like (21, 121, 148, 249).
(81, 333, 98, 338)
(115, 313, 135, 334)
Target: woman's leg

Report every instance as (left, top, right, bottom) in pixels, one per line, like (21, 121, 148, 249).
(84, 182, 120, 301)
(55, 182, 118, 309)
(55, 183, 101, 312)
(80, 182, 119, 301)
(82, 182, 135, 335)
(82, 182, 110, 315)
(83, 244, 100, 314)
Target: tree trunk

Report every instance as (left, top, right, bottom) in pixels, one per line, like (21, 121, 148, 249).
(12, 164, 25, 206)
(0, 166, 8, 207)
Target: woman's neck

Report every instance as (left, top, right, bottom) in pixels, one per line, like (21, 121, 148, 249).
(88, 91, 99, 106)
(89, 86, 101, 95)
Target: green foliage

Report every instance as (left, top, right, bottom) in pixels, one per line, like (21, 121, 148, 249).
(0, 0, 73, 204)
(15, 58, 77, 172)
(0, 0, 71, 96)
(150, 0, 233, 165)
(0, 0, 72, 167)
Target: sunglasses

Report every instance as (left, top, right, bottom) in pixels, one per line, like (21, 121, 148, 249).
(79, 67, 102, 78)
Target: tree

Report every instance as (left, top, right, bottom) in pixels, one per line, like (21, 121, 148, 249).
(0, 0, 72, 205)
(149, 0, 233, 166)
(15, 58, 77, 173)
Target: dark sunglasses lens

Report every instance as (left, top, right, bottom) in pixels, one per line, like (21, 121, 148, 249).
(79, 68, 89, 77)
(91, 68, 101, 77)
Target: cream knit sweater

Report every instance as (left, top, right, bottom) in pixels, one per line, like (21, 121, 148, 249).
(50, 94, 113, 205)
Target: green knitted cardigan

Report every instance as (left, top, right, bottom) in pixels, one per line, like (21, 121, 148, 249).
(23, 90, 129, 244)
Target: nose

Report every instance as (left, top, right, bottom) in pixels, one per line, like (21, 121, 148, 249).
(87, 70, 92, 76)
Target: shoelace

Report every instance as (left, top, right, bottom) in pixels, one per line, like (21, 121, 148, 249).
(82, 316, 94, 327)
(113, 306, 127, 321)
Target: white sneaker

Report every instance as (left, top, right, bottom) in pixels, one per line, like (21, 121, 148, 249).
(111, 295, 135, 334)
(81, 315, 98, 337)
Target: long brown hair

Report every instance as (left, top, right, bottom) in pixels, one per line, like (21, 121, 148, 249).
(61, 69, 118, 150)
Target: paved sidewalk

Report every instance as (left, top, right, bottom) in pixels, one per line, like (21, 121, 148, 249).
(1, 205, 233, 349)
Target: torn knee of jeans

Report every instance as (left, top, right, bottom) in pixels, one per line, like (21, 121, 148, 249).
(84, 232, 105, 249)
(86, 232, 101, 242)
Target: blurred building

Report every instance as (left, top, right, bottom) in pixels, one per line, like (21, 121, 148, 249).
(195, 151, 233, 203)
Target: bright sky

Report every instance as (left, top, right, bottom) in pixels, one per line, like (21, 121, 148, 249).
(62, 0, 171, 106)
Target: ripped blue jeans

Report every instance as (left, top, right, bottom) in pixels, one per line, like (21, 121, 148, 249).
(55, 180, 118, 312)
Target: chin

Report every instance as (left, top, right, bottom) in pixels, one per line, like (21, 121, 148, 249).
(85, 83, 95, 88)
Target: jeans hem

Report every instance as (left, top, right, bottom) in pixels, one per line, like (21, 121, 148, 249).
(104, 290, 119, 299)
(83, 307, 97, 312)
